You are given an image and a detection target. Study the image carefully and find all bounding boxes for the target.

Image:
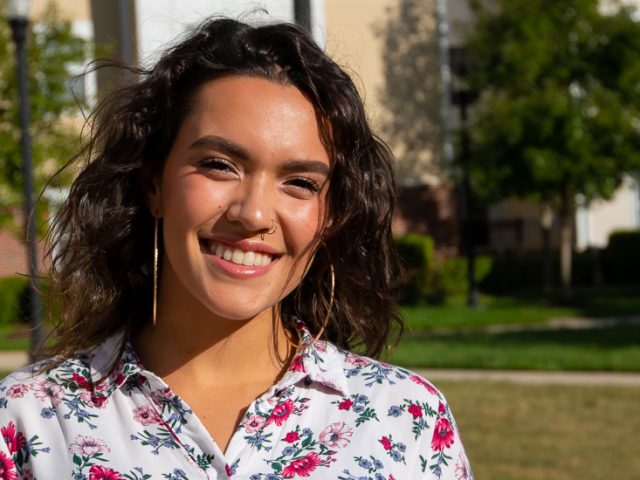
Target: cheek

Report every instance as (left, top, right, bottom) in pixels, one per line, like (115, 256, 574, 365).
(282, 199, 325, 251)
(163, 175, 225, 226)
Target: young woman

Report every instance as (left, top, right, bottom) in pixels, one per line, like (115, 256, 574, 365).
(0, 19, 472, 479)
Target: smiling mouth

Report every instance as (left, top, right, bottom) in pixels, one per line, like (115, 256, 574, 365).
(200, 239, 276, 266)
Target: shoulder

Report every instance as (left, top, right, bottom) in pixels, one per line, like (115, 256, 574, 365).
(317, 345, 473, 477)
(335, 346, 445, 403)
(0, 353, 90, 418)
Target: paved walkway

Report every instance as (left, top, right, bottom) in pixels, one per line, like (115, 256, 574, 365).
(415, 368, 640, 386)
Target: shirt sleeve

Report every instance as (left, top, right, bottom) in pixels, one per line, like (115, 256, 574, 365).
(419, 397, 474, 479)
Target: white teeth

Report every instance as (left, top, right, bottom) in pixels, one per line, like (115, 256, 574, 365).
(232, 248, 244, 264)
(243, 251, 255, 266)
(205, 240, 274, 266)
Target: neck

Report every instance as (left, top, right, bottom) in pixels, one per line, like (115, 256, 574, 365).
(133, 303, 294, 388)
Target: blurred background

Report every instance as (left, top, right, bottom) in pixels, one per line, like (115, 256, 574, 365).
(0, 0, 639, 478)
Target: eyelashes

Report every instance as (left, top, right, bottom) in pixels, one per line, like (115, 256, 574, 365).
(287, 176, 321, 193)
(196, 157, 323, 194)
(197, 157, 235, 172)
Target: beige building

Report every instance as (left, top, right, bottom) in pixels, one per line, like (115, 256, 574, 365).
(7, 0, 638, 267)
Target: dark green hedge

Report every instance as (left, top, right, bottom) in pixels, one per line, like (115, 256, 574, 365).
(394, 234, 434, 304)
(603, 230, 640, 285)
(429, 255, 494, 302)
(0, 276, 29, 325)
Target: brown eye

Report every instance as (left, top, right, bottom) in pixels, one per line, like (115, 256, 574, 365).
(287, 176, 321, 193)
(198, 157, 236, 173)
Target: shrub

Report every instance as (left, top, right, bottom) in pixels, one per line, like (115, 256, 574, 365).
(480, 253, 556, 293)
(394, 234, 434, 304)
(604, 230, 640, 285)
(428, 255, 494, 303)
(0, 276, 29, 325)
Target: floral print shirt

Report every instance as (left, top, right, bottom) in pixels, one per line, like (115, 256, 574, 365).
(0, 326, 472, 479)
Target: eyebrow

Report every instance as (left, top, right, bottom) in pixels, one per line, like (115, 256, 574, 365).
(189, 135, 250, 160)
(189, 134, 330, 176)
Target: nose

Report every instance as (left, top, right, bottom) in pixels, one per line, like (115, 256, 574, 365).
(225, 174, 275, 235)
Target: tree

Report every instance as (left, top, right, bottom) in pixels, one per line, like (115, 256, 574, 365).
(0, 1, 88, 232)
(466, 0, 640, 294)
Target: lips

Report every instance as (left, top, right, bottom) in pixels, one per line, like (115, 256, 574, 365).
(200, 239, 276, 266)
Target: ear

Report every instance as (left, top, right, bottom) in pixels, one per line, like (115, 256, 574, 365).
(140, 171, 162, 218)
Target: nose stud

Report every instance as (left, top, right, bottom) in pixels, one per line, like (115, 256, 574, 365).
(260, 219, 278, 241)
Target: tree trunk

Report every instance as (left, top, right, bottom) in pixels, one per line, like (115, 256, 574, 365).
(558, 197, 574, 300)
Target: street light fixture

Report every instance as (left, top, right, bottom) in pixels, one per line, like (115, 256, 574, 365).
(6, 0, 30, 19)
(450, 47, 479, 308)
(7, 0, 44, 359)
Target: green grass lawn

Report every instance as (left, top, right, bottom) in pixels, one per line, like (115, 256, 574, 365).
(0, 325, 32, 350)
(402, 288, 640, 330)
(394, 289, 640, 371)
(402, 298, 576, 330)
(438, 380, 640, 480)
(391, 324, 640, 371)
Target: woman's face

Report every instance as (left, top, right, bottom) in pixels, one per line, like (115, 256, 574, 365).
(151, 76, 330, 322)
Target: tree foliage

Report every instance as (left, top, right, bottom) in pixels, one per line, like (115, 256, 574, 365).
(0, 1, 88, 230)
(467, 0, 640, 206)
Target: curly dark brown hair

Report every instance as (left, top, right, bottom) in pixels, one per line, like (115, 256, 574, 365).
(45, 18, 402, 363)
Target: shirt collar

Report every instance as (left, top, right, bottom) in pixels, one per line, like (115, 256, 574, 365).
(274, 320, 350, 397)
(86, 321, 350, 399)
(85, 332, 145, 397)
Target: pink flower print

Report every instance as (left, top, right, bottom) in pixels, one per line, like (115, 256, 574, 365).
(410, 375, 440, 396)
(31, 381, 63, 406)
(319, 421, 353, 448)
(5, 384, 27, 399)
(438, 401, 447, 415)
(242, 414, 266, 433)
(69, 435, 109, 456)
(150, 387, 174, 407)
(79, 391, 108, 409)
(132, 405, 161, 426)
(91, 396, 109, 409)
(408, 403, 423, 418)
(431, 417, 455, 451)
(267, 399, 294, 426)
(282, 451, 322, 478)
(380, 436, 392, 451)
(88, 465, 123, 480)
(284, 431, 299, 443)
(0, 451, 18, 480)
(345, 354, 370, 367)
(289, 355, 306, 373)
(338, 399, 353, 410)
(0, 422, 26, 454)
(225, 463, 233, 477)
(455, 452, 472, 479)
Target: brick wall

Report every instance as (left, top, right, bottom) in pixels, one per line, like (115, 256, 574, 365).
(0, 229, 45, 279)
(392, 184, 461, 257)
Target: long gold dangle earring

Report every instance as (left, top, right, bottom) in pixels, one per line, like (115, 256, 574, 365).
(284, 255, 335, 349)
(153, 217, 159, 327)
(309, 261, 335, 345)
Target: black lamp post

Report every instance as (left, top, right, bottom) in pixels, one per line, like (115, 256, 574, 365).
(450, 47, 479, 308)
(294, 0, 311, 34)
(7, 0, 44, 358)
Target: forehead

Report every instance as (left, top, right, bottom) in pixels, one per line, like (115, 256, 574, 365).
(180, 76, 327, 157)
